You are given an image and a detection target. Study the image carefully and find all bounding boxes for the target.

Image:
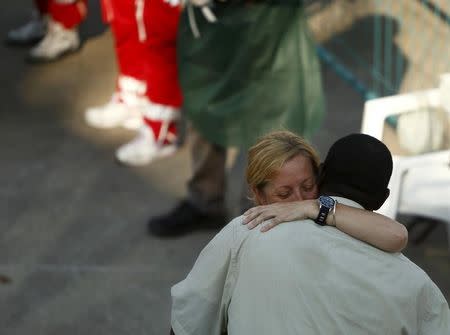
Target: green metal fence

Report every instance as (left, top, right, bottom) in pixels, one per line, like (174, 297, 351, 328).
(306, 0, 450, 100)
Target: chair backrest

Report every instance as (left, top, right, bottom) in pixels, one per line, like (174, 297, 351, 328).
(361, 88, 450, 222)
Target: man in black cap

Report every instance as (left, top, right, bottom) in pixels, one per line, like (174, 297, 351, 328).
(318, 133, 394, 211)
(170, 133, 449, 334)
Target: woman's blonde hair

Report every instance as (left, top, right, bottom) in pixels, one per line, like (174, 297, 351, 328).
(246, 130, 320, 197)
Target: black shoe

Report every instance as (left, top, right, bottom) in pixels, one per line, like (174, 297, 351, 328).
(148, 201, 226, 237)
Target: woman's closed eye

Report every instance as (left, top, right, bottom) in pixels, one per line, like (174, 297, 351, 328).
(275, 192, 291, 199)
(302, 185, 315, 192)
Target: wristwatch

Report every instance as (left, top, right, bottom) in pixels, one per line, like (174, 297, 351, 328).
(315, 195, 336, 226)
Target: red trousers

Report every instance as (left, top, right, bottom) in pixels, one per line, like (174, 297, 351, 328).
(101, 0, 182, 108)
(34, 0, 87, 29)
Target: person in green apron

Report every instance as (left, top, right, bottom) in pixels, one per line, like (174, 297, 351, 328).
(149, 0, 325, 236)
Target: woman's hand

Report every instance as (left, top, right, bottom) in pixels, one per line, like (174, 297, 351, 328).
(243, 200, 317, 232)
(243, 199, 408, 252)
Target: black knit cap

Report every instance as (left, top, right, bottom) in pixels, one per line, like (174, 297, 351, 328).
(319, 133, 393, 210)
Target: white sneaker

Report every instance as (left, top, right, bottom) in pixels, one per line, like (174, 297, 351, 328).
(6, 12, 47, 45)
(85, 76, 148, 129)
(84, 94, 143, 130)
(115, 126, 178, 166)
(28, 19, 80, 63)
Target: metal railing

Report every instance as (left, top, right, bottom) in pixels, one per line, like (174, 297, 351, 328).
(307, 0, 450, 99)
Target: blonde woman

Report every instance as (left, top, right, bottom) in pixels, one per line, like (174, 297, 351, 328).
(242, 130, 407, 252)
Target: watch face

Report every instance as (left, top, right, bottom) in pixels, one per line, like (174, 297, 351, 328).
(319, 195, 335, 209)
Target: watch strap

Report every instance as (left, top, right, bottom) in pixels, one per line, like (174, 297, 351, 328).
(315, 196, 336, 226)
(315, 204, 330, 226)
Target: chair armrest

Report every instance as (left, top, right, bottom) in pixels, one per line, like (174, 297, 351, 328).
(361, 89, 440, 139)
(399, 150, 450, 169)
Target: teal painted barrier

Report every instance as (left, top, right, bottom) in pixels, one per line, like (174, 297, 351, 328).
(312, 0, 450, 101)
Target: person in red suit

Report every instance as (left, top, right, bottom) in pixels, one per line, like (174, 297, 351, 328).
(85, 0, 183, 166)
(6, 0, 87, 63)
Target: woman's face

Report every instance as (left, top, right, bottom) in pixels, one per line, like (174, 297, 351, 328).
(255, 154, 318, 205)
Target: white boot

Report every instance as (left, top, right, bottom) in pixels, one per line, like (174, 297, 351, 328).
(28, 19, 80, 63)
(84, 94, 143, 130)
(115, 103, 179, 166)
(84, 76, 147, 129)
(6, 11, 47, 45)
(115, 126, 178, 166)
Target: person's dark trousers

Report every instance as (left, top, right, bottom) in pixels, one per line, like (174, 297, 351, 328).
(187, 127, 253, 215)
(148, 128, 251, 236)
(187, 128, 227, 215)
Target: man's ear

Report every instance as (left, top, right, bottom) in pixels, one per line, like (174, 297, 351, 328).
(373, 188, 391, 210)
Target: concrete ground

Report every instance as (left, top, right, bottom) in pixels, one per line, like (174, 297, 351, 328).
(0, 2, 448, 334)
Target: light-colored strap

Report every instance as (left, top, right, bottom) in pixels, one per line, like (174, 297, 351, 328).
(331, 199, 338, 227)
(135, 0, 146, 42)
(188, 2, 218, 39)
(143, 103, 180, 121)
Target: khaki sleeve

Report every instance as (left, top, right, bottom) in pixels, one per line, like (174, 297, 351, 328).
(171, 220, 241, 335)
(418, 280, 450, 335)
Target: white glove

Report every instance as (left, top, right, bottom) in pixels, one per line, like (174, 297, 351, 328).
(163, 0, 182, 7)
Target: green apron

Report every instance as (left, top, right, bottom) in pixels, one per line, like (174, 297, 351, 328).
(177, 0, 325, 148)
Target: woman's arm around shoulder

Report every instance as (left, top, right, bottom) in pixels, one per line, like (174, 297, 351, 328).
(243, 200, 408, 252)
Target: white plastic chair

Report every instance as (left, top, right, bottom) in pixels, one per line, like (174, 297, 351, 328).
(361, 88, 450, 253)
